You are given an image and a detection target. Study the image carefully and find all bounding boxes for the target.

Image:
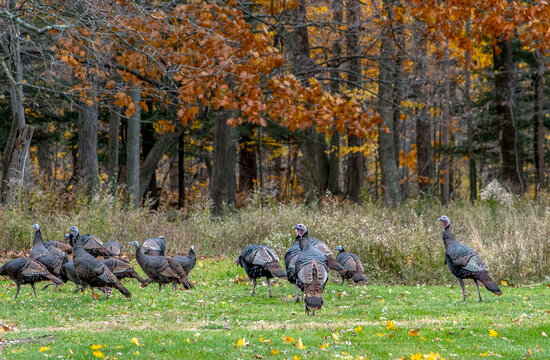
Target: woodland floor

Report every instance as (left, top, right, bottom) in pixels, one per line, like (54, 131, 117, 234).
(0, 258, 548, 360)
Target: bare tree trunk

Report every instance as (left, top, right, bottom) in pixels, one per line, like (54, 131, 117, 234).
(440, 44, 450, 206)
(344, 0, 364, 203)
(77, 82, 99, 196)
(1, 125, 34, 203)
(210, 109, 237, 216)
(413, 26, 433, 195)
(108, 105, 121, 189)
(0, 0, 29, 203)
(494, 38, 523, 194)
(238, 125, 257, 194)
(178, 134, 185, 208)
(127, 87, 141, 208)
(465, 19, 476, 203)
(533, 50, 546, 195)
(377, 0, 400, 206)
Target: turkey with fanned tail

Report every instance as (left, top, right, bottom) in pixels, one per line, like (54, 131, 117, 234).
(438, 215, 502, 302)
(236, 244, 287, 298)
(295, 236, 328, 315)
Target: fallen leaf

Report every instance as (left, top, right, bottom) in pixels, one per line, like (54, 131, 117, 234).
(354, 325, 363, 333)
(408, 328, 419, 337)
(91, 344, 102, 350)
(295, 337, 305, 350)
(542, 331, 547, 337)
(281, 335, 294, 344)
(39, 346, 50, 352)
(386, 321, 395, 330)
(320, 343, 330, 350)
(500, 280, 508, 286)
(489, 329, 498, 337)
(271, 349, 279, 355)
(92, 350, 105, 358)
(131, 337, 141, 346)
(259, 336, 271, 343)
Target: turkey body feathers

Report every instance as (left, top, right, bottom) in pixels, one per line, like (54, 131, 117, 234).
(173, 246, 196, 276)
(441, 223, 501, 302)
(237, 245, 286, 298)
(295, 238, 328, 315)
(71, 227, 131, 299)
(335, 247, 368, 285)
(0, 257, 63, 299)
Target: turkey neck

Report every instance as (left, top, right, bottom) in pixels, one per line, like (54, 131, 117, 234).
(442, 226, 457, 248)
(72, 233, 87, 258)
(299, 236, 311, 251)
(33, 229, 44, 247)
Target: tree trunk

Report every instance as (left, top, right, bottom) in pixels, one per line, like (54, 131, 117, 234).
(377, 1, 400, 206)
(77, 83, 99, 196)
(1, 125, 34, 203)
(37, 138, 53, 183)
(108, 105, 121, 189)
(465, 19, 476, 203)
(440, 45, 450, 206)
(413, 26, 433, 195)
(494, 38, 523, 194)
(178, 134, 185, 208)
(344, 0, 364, 203)
(0, 1, 28, 203)
(127, 87, 141, 208)
(326, 0, 344, 196)
(210, 110, 237, 216)
(533, 50, 546, 195)
(238, 125, 257, 194)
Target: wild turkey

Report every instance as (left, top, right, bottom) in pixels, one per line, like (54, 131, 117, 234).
(29, 224, 65, 278)
(67, 232, 116, 258)
(295, 236, 328, 315)
(70, 226, 131, 300)
(173, 246, 196, 276)
(334, 246, 368, 285)
(438, 215, 502, 302)
(102, 257, 147, 285)
(103, 241, 121, 258)
(130, 241, 193, 291)
(0, 257, 63, 300)
(60, 256, 87, 293)
(285, 224, 345, 301)
(235, 244, 287, 298)
(142, 237, 166, 256)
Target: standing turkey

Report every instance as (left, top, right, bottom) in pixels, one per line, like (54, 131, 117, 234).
(173, 246, 196, 277)
(129, 241, 193, 291)
(141, 237, 166, 256)
(236, 245, 287, 298)
(285, 224, 345, 301)
(102, 257, 147, 285)
(334, 246, 368, 285)
(0, 257, 63, 300)
(70, 226, 131, 300)
(29, 224, 65, 279)
(295, 236, 328, 315)
(438, 215, 502, 302)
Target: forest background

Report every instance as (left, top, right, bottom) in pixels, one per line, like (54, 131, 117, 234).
(0, 0, 549, 284)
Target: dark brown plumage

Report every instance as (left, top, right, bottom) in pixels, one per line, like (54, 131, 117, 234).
(334, 246, 368, 285)
(439, 215, 502, 302)
(0, 257, 63, 299)
(236, 244, 287, 298)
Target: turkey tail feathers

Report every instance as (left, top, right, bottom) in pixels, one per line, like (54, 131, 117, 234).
(351, 272, 368, 285)
(477, 272, 502, 295)
(47, 273, 64, 285)
(115, 282, 131, 298)
(304, 282, 323, 311)
(266, 261, 287, 279)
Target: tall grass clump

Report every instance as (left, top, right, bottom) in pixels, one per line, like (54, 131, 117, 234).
(0, 188, 548, 285)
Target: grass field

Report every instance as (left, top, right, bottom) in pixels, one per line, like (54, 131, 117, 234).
(0, 257, 548, 360)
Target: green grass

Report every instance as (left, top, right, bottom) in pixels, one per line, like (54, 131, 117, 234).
(0, 258, 548, 359)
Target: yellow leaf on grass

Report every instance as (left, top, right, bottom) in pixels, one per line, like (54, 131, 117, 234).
(489, 329, 498, 337)
(481, 352, 488, 357)
(411, 353, 422, 360)
(237, 338, 248, 347)
(39, 347, 50, 352)
(376, 332, 386, 337)
(293, 356, 301, 360)
(91, 344, 102, 350)
(271, 349, 279, 355)
(386, 321, 395, 330)
(354, 325, 363, 333)
(259, 336, 271, 343)
(408, 329, 419, 337)
(500, 279, 508, 286)
(134, 351, 140, 355)
(295, 337, 305, 350)
(92, 350, 105, 358)
(281, 335, 294, 344)
(131, 337, 141, 346)
(320, 343, 330, 350)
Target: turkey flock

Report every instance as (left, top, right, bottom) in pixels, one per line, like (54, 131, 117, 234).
(0, 216, 501, 315)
